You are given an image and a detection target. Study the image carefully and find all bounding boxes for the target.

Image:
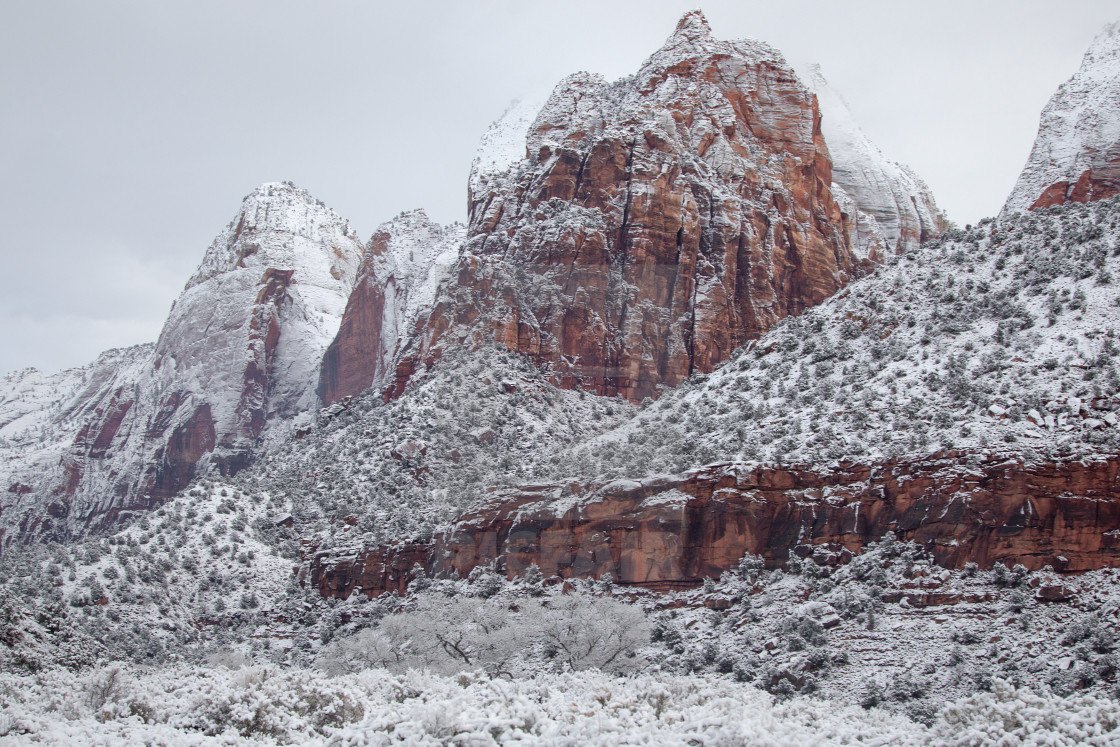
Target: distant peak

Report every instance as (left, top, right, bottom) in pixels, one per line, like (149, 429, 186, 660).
(674, 10, 712, 39)
(1084, 20, 1120, 67)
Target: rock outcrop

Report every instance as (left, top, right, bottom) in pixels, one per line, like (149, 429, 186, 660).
(1003, 22, 1120, 215)
(319, 211, 463, 405)
(391, 11, 858, 403)
(311, 452, 1120, 598)
(801, 65, 949, 259)
(0, 182, 363, 546)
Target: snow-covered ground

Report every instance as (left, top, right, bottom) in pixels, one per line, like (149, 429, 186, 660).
(4, 542, 1120, 744)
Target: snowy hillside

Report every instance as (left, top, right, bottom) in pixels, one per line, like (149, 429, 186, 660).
(274, 345, 633, 551)
(5, 497, 1120, 741)
(573, 196, 1120, 477)
(1003, 21, 1120, 214)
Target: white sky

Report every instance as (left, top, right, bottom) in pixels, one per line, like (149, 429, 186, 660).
(2, 0, 1117, 376)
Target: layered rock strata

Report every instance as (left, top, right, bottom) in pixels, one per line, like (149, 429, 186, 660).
(392, 11, 858, 403)
(310, 452, 1120, 599)
(1003, 22, 1120, 214)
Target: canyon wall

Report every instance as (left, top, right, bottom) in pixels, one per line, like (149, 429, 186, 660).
(311, 453, 1120, 598)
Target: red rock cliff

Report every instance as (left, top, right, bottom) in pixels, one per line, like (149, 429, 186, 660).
(390, 12, 858, 403)
(310, 452, 1120, 599)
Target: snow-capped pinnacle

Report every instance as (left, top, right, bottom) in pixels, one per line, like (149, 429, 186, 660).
(1002, 21, 1120, 216)
(673, 10, 712, 40)
(802, 64, 948, 257)
(643, 10, 783, 77)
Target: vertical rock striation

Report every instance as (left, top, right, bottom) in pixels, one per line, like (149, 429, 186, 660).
(319, 211, 463, 406)
(393, 11, 859, 403)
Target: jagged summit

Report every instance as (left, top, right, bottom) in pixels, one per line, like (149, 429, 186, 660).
(645, 9, 783, 74)
(674, 9, 711, 37)
(1002, 21, 1120, 215)
(399, 11, 854, 404)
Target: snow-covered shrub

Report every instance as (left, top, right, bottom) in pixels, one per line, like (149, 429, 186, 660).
(929, 678, 1120, 745)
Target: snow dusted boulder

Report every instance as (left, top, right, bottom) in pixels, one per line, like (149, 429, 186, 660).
(1, 182, 363, 545)
(396, 11, 858, 403)
(801, 64, 949, 259)
(1003, 22, 1120, 214)
(319, 210, 463, 405)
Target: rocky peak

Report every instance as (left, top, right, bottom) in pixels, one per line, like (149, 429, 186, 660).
(672, 9, 711, 39)
(802, 64, 949, 258)
(185, 181, 361, 291)
(1, 182, 365, 545)
(1002, 22, 1120, 215)
(396, 12, 856, 403)
(319, 211, 463, 405)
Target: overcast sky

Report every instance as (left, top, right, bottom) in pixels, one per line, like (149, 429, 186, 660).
(2, 1, 1117, 376)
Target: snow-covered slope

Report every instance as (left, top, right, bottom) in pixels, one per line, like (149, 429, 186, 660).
(802, 65, 950, 259)
(0, 182, 363, 546)
(1003, 22, 1120, 215)
(319, 210, 464, 405)
(572, 196, 1120, 477)
(0, 346, 153, 523)
(282, 344, 634, 551)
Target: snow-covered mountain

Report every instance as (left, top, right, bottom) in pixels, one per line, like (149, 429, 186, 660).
(801, 64, 950, 259)
(0, 182, 363, 546)
(1003, 21, 1120, 214)
(394, 10, 858, 404)
(319, 210, 464, 405)
(574, 197, 1120, 475)
(3, 12, 1120, 745)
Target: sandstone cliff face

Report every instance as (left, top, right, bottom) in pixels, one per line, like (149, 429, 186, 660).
(0, 183, 363, 546)
(801, 65, 949, 259)
(310, 453, 1120, 599)
(392, 12, 858, 403)
(319, 211, 463, 405)
(1003, 22, 1120, 215)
